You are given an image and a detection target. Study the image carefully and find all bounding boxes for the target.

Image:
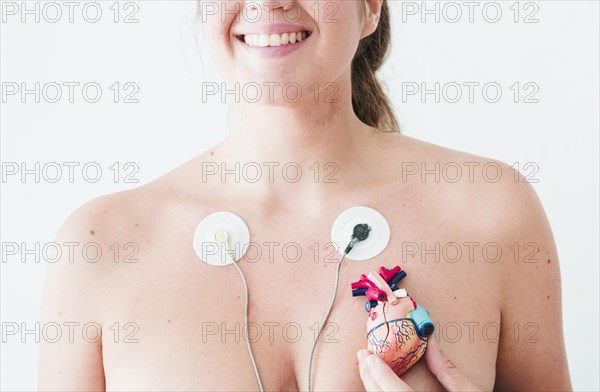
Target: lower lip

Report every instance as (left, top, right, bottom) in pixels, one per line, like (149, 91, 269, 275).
(237, 34, 311, 57)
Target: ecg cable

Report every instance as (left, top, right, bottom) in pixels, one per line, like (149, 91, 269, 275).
(215, 223, 371, 392)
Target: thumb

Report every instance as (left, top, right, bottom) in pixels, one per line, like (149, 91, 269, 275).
(425, 339, 481, 392)
(361, 350, 414, 392)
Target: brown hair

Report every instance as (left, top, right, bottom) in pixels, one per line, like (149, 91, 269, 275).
(353, 0, 399, 132)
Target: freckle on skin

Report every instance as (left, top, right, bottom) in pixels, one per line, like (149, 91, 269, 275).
(454, 296, 457, 299)
(168, 320, 171, 323)
(210, 151, 214, 156)
(547, 295, 550, 299)
(547, 259, 551, 263)
(90, 230, 95, 236)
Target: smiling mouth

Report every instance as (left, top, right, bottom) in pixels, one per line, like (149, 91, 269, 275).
(236, 31, 312, 47)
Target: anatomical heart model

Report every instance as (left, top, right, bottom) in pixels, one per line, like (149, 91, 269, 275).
(350, 266, 434, 377)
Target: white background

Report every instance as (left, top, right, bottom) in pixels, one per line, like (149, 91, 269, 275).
(1, 0, 598, 390)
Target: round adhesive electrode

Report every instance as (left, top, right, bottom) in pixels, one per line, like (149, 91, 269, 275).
(192, 211, 250, 266)
(331, 206, 390, 261)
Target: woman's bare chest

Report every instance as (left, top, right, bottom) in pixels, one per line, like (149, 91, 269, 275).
(98, 205, 502, 391)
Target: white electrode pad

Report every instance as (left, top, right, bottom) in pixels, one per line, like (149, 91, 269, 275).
(193, 211, 250, 266)
(331, 206, 390, 261)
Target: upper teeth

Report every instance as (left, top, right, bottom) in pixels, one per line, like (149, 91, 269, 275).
(243, 31, 308, 47)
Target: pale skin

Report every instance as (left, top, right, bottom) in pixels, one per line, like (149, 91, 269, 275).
(38, 0, 572, 391)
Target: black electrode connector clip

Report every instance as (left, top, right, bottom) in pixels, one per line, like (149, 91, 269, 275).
(344, 224, 371, 254)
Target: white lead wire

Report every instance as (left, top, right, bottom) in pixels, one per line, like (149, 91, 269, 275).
(221, 231, 351, 392)
(218, 233, 265, 392)
(307, 250, 348, 392)
(230, 255, 265, 392)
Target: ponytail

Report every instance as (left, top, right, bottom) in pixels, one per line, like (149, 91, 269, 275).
(351, 0, 400, 132)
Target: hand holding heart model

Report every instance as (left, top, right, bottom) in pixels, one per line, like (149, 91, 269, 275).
(350, 266, 435, 377)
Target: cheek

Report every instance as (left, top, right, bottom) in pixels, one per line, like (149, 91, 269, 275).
(203, 30, 230, 75)
(308, 2, 364, 73)
(198, 2, 239, 73)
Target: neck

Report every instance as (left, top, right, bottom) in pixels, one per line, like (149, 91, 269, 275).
(208, 87, 377, 209)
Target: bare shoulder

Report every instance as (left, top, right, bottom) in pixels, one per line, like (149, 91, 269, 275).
(38, 177, 174, 389)
(387, 134, 570, 390)
(51, 147, 219, 274)
(55, 157, 203, 245)
(386, 134, 547, 233)
(45, 175, 193, 310)
(388, 133, 558, 289)
(56, 185, 157, 254)
(58, 189, 141, 240)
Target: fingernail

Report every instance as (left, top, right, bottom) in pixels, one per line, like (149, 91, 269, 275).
(357, 349, 367, 362)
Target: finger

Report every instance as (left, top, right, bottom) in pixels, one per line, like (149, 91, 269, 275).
(425, 340, 481, 392)
(357, 350, 383, 392)
(365, 352, 414, 392)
